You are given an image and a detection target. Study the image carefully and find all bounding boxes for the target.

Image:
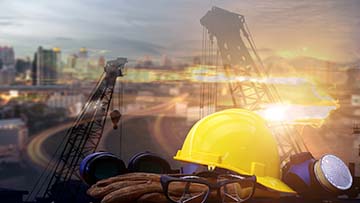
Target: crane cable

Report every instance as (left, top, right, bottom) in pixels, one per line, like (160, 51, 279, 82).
(200, 27, 205, 119)
(244, 21, 309, 153)
(118, 78, 124, 158)
(215, 47, 219, 111)
(200, 26, 219, 117)
(208, 31, 212, 115)
(205, 27, 209, 116)
(210, 34, 215, 113)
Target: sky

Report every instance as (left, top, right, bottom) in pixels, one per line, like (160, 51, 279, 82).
(0, 0, 359, 63)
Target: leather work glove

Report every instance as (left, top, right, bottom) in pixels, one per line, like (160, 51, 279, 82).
(87, 173, 167, 203)
(87, 172, 255, 203)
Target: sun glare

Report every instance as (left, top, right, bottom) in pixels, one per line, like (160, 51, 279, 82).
(260, 104, 288, 122)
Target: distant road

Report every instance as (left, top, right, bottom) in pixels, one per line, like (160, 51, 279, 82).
(25, 94, 188, 169)
(26, 122, 74, 168)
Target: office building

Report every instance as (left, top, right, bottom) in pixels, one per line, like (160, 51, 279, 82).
(78, 47, 88, 59)
(0, 46, 15, 69)
(32, 46, 61, 85)
(0, 118, 28, 163)
(0, 46, 16, 84)
(0, 69, 15, 85)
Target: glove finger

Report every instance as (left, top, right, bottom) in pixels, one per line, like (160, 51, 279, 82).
(101, 181, 162, 203)
(137, 193, 168, 203)
(95, 173, 160, 187)
(88, 180, 148, 199)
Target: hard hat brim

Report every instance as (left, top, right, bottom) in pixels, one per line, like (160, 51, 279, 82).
(257, 176, 296, 194)
(175, 155, 296, 194)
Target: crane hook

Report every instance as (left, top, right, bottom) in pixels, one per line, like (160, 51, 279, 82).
(110, 109, 122, 129)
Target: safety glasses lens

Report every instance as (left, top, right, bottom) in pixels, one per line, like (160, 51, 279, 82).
(167, 181, 209, 203)
(220, 180, 255, 202)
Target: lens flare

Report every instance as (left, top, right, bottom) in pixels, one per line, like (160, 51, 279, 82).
(122, 65, 338, 127)
(259, 104, 288, 122)
(257, 103, 337, 127)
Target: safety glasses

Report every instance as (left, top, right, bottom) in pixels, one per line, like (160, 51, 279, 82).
(161, 172, 256, 203)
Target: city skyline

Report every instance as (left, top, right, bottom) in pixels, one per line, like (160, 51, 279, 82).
(0, 0, 359, 63)
(0, 3, 360, 200)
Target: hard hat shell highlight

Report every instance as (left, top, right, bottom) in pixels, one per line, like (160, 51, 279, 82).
(174, 108, 296, 193)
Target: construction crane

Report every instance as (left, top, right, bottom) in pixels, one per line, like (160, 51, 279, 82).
(199, 7, 307, 162)
(28, 57, 128, 202)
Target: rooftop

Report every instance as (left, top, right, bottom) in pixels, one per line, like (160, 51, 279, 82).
(0, 119, 25, 129)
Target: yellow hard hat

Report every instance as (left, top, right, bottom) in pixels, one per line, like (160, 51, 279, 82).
(174, 108, 296, 194)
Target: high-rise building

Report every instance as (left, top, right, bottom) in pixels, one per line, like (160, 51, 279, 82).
(0, 46, 16, 85)
(0, 68, 15, 85)
(14, 58, 32, 83)
(15, 58, 31, 75)
(0, 46, 15, 69)
(161, 55, 173, 68)
(75, 48, 89, 72)
(32, 46, 60, 85)
(66, 54, 78, 69)
(78, 47, 88, 58)
(53, 47, 62, 70)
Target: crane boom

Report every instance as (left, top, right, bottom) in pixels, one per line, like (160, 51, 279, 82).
(38, 57, 128, 202)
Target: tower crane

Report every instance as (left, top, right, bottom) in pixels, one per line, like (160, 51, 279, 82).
(28, 57, 128, 202)
(199, 7, 307, 162)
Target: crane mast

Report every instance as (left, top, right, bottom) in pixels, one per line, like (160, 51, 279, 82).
(34, 58, 127, 202)
(200, 7, 306, 162)
(201, 7, 275, 110)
